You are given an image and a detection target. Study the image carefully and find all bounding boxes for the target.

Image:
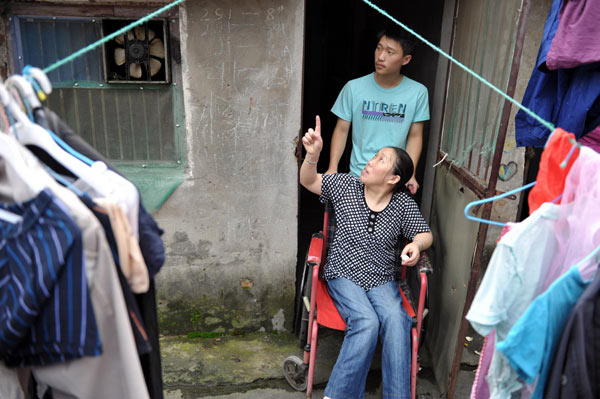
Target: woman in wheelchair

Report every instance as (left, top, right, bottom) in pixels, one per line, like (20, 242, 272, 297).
(300, 116, 433, 399)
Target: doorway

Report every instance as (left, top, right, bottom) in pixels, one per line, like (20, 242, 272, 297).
(295, 0, 445, 331)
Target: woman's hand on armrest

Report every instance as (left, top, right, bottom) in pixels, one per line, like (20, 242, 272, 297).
(401, 232, 433, 266)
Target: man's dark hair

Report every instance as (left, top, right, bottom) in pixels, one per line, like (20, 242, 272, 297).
(389, 147, 414, 194)
(376, 26, 417, 56)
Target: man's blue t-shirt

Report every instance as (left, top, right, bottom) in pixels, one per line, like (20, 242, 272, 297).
(331, 73, 430, 176)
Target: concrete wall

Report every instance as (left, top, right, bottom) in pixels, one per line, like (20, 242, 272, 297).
(154, 0, 303, 335)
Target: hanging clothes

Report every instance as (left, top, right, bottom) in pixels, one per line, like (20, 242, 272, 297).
(94, 197, 149, 294)
(546, 0, 600, 70)
(465, 202, 561, 398)
(514, 0, 600, 148)
(470, 224, 515, 399)
(72, 165, 140, 241)
(0, 188, 100, 366)
(495, 266, 590, 399)
(0, 364, 24, 399)
(39, 108, 165, 278)
(80, 194, 151, 356)
(527, 128, 579, 214)
(542, 146, 600, 292)
(35, 106, 165, 399)
(0, 134, 150, 398)
(545, 265, 600, 399)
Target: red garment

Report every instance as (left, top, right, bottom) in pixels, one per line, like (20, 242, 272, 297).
(528, 128, 579, 214)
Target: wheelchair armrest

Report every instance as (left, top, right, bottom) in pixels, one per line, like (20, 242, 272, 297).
(306, 233, 323, 266)
(417, 252, 433, 275)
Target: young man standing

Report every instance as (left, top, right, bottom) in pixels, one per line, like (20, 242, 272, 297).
(326, 27, 430, 194)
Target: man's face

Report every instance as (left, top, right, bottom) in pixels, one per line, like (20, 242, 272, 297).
(374, 36, 412, 76)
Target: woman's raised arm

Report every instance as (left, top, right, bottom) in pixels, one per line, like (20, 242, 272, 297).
(300, 115, 324, 196)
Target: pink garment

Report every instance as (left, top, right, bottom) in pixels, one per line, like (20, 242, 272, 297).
(546, 0, 600, 70)
(578, 125, 600, 154)
(471, 332, 495, 399)
(543, 146, 600, 293)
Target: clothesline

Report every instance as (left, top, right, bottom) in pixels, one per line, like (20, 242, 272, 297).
(42, 0, 185, 75)
(38, 0, 555, 135)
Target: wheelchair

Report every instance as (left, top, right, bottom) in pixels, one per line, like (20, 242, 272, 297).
(283, 202, 432, 399)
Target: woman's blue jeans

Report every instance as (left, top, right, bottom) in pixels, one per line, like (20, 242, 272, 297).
(324, 278, 412, 399)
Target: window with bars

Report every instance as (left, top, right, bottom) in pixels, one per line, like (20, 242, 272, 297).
(11, 15, 185, 212)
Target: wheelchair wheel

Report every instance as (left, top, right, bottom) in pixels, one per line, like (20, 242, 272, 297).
(283, 355, 308, 391)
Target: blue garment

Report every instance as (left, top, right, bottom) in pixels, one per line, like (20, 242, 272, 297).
(496, 266, 589, 399)
(325, 278, 412, 399)
(331, 73, 429, 176)
(0, 189, 101, 367)
(515, 0, 600, 147)
(138, 204, 165, 279)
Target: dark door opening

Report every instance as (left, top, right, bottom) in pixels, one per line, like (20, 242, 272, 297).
(295, 0, 445, 333)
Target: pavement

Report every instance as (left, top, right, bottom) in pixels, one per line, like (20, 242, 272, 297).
(161, 327, 481, 399)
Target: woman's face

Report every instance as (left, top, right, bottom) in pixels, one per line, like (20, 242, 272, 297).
(360, 148, 399, 188)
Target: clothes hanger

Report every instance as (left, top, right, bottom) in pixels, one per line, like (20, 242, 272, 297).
(0, 86, 45, 195)
(8, 72, 95, 166)
(0, 128, 45, 223)
(46, 167, 85, 197)
(463, 182, 537, 227)
(0, 81, 111, 197)
(464, 129, 580, 226)
(22, 65, 52, 102)
(0, 132, 25, 225)
(6, 74, 42, 110)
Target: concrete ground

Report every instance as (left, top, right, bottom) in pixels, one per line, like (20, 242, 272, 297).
(161, 327, 481, 399)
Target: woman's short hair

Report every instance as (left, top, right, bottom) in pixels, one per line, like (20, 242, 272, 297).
(389, 147, 414, 193)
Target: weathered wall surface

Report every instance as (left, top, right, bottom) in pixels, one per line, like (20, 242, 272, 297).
(154, 0, 303, 335)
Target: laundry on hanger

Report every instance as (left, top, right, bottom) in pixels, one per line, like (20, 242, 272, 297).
(544, 264, 600, 398)
(495, 265, 590, 399)
(12, 70, 163, 396)
(528, 128, 580, 215)
(541, 146, 600, 289)
(467, 142, 600, 399)
(545, 0, 600, 70)
(465, 199, 562, 398)
(514, 0, 600, 148)
(0, 82, 113, 198)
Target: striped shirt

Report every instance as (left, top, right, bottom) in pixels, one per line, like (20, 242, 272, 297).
(0, 189, 101, 366)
